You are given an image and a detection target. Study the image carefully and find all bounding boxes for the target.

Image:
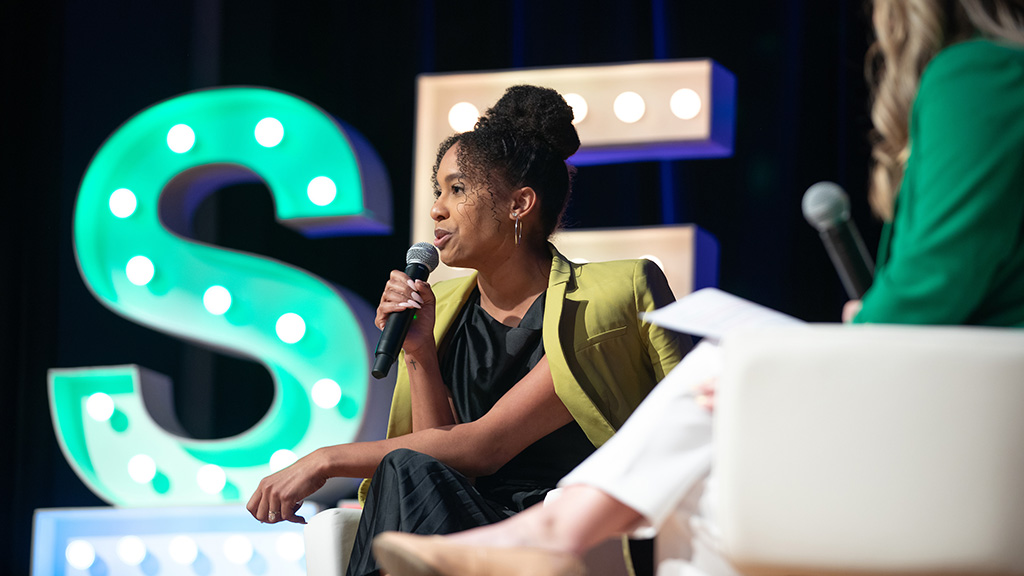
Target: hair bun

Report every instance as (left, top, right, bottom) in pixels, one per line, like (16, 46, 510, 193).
(478, 85, 580, 160)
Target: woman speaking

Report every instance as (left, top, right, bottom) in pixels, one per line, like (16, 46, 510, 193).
(246, 84, 689, 576)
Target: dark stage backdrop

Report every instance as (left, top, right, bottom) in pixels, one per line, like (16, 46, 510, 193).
(2, 1, 874, 573)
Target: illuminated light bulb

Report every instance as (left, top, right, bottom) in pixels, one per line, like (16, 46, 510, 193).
(311, 378, 342, 409)
(203, 285, 232, 315)
(276, 532, 305, 562)
(224, 535, 254, 565)
(563, 93, 589, 125)
(255, 117, 284, 147)
(447, 102, 479, 133)
(197, 464, 227, 494)
(276, 313, 306, 344)
(168, 535, 199, 565)
(127, 454, 157, 484)
(109, 188, 137, 218)
(86, 392, 115, 422)
(166, 124, 196, 153)
(670, 88, 702, 120)
(639, 254, 667, 272)
(269, 449, 298, 472)
(307, 176, 337, 206)
(126, 256, 155, 286)
(117, 535, 147, 566)
(65, 540, 96, 570)
(613, 91, 646, 124)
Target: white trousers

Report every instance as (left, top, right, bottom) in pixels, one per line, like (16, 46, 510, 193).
(558, 342, 740, 576)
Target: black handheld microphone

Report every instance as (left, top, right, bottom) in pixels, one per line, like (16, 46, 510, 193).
(802, 181, 875, 299)
(372, 242, 440, 379)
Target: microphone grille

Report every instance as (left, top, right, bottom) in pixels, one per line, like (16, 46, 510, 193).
(802, 181, 850, 232)
(406, 242, 439, 272)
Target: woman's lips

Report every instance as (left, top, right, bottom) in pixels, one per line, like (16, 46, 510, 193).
(433, 230, 452, 248)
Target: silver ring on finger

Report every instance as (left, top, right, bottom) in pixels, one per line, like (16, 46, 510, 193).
(268, 511, 278, 521)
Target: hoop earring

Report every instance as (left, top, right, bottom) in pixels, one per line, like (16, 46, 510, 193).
(514, 212, 522, 246)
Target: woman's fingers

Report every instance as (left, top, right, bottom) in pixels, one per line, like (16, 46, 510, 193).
(412, 280, 435, 306)
(247, 480, 310, 525)
(409, 289, 424, 304)
(376, 271, 410, 328)
(249, 451, 328, 525)
(376, 272, 431, 329)
(380, 274, 423, 307)
(249, 479, 275, 523)
(281, 500, 306, 524)
(695, 377, 716, 412)
(842, 299, 863, 323)
(268, 493, 303, 524)
(269, 491, 285, 524)
(245, 484, 260, 517)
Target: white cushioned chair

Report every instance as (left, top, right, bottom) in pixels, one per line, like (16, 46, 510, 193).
(714, 324, 1024, 576)
(305, 505, 363, 576)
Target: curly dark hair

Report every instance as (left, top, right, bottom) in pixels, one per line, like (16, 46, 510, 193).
(431, 85, 580, 241)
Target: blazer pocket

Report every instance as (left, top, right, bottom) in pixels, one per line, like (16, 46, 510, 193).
(575, 325, 627, 352)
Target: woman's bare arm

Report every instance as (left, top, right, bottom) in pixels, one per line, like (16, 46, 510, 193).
(247, 356, 572, 524)
(404, 343, 458, 430)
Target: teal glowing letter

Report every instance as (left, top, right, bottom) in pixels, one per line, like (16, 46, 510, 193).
(51, 87, 391, 506)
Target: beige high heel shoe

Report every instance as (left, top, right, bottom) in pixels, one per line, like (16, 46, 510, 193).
(373, 531, 586, 576)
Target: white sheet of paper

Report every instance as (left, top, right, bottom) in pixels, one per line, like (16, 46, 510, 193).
(642, 287, 804, 341)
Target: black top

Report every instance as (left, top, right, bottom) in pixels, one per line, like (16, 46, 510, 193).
(440, 289, 595, 511)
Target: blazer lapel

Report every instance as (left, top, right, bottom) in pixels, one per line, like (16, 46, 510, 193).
(433, 272, 478, 343)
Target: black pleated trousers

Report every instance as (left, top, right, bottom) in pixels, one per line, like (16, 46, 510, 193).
(345, 449, 514, 576)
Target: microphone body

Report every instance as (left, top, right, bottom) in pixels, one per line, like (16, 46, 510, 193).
(372, 243, 439, 379)
(802, 182, 875, 299)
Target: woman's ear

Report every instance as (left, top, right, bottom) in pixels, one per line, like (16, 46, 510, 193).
(509, 186, 538, 220)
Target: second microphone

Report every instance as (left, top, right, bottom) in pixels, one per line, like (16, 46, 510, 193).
(802, 181, 875, 299)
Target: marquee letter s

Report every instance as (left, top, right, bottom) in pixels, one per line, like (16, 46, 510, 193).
(50, 87, 391, 506)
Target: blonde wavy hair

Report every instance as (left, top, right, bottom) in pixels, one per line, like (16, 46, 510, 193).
(867, 0, 1024, 220)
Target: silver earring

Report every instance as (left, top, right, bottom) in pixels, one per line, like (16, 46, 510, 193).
(514, 212, 522, 246)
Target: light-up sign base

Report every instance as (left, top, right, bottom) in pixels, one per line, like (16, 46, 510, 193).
(32, 504, 319, 576)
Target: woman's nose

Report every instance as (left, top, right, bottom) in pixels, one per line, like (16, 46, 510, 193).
(430, 196, 447, 221)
